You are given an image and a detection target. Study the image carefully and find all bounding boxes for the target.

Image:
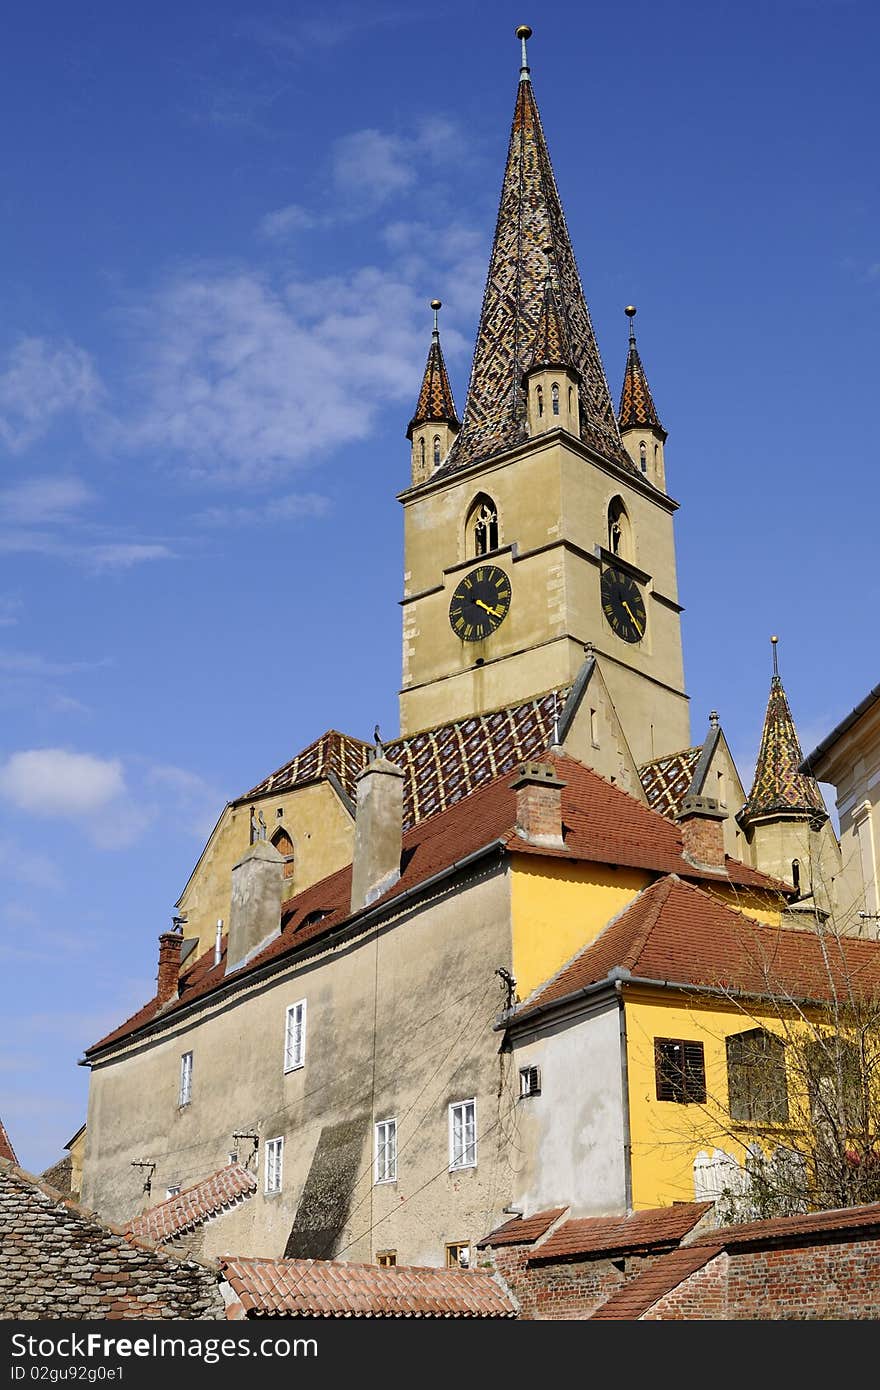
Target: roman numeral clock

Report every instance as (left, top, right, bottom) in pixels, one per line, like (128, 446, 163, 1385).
(601, 563, 646, 644)
(448, 565, 511, 642)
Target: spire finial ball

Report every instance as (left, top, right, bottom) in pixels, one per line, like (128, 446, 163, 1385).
(516, 25, 532, 40)
(625, 305, 637, 318)
(430, 299, 442, 311)
(771, 635, 779, 644)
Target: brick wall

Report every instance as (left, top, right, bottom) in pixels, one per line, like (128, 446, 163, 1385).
(0, 1162, 226, 1320)
(488, 1242, 656, 1319)
(642, 1253, 729, 1319)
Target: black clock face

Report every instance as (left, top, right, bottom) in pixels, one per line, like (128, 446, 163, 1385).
(449, 564, 511, 642)
(601, 566, 646, 644)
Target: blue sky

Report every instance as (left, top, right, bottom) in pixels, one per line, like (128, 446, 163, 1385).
(1, 0, 877, 1173)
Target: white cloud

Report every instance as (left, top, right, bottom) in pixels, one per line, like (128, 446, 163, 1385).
(0, 748, 126, 818)
(195, 491, 330, 527)
(0, 476, 93, 524)
(332, 128, 416, 206)
(259, 204, 318, 239)
(147, 763, 222, 839)
(0, 338, 102, 453)
(84, 542, 173, 573)
(0, 596, 22, 627)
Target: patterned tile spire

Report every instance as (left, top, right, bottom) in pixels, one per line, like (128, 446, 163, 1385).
(618, 306, 666, 438)
(526, 265, 577, 375)
(406, 300, 460, 439)
(443, 28, 629, 473)
(740, 637, 828, 825)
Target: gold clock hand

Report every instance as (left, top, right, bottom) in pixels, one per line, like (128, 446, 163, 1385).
(475, 598, 502, 617)
(622, 600, 643, 633)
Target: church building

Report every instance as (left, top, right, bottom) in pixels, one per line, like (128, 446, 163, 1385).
(78, 28, 858, 1270)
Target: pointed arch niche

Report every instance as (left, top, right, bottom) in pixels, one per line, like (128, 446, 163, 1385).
(466, 493, 500, 559)
(607, 495, 633, 562)
(271, 825, 296, 880)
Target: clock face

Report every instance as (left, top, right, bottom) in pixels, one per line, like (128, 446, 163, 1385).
(601, 566, 646, 644)
(449, 564, 511, 642)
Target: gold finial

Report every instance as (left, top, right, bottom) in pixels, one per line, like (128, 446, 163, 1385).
(771, 634, 779, 676)
(516, 24, 532, 79)
(625, 305, 637, 317)
(431, 299, 442, 335)
(625, 304, 637, 343)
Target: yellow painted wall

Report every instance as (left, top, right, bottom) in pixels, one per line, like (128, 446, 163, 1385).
(510, 855, 651, 1002)
(702, 883, 785, 928)
(624, 989, 798, 1209)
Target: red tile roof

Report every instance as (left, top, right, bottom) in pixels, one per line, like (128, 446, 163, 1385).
(125, 1163, 256, 1244)
(220, 1255, 517, 1318)
(589, 1241, 724, 1319)
(87, 755, 789, 1057)
(693, 1199, 880, 1249)
(516, 874, 880, 1021)
(529, 1204, 713, 1263)
(0, 1117, 18, 1165)
(478, 1207, 568, 1248)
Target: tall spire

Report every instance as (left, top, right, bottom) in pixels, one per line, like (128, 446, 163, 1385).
(406, 299, 460, 440)
(445, 26, 629, 473)
(618, 306, 666, 439)
(740, 638, 828, 826)
(527, 260, 577, 374)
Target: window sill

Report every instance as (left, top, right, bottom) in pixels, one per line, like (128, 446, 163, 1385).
(263, 1189, 283, 1199)
(374, 1177, 398, 1187)
(449, 1162, 477, 1173)
(283, 1062, 305, 1075)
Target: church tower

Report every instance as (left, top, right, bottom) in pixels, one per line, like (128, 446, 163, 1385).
(398, 28, 690, 766)
(738, 638, 842, 916)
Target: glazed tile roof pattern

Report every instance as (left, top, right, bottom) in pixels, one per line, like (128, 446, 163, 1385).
(87, 756, 790, 1058)
(407, 330, 460, 437)
(242, 729, 371, 804)
(528, 275, 574, 372)
(639, 747, 701, 818)
(529, 1203, 713, 1263)
(443, 76, 629, 474)
(515, 873, 880, 1022)
(740, 675, 828, 823)
(589, 1242, 723, 1319)
(125, 1164, 256, 1244)
(220, 1256, 517, 1318)
(0, 1117, 18, 1165)
(618, 328, 665, 435)
(241, 689, 565, 830)
(478, 1207, 568, 1248)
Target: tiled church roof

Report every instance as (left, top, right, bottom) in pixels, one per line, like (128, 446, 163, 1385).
(618, 311, 665, 437)
(241, 689, 566, 830)
(528, 273, 575, 373)
(407, 320, 459, 438)
(441, 68, 629, 473)
(220, 1255, 517, 1318)
(639, 747, 702, 818)
(740, 674, 827, 824)
(125, 1163, 256, 1244)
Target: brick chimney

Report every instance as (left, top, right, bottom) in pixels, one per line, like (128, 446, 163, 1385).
(226, 839, 285, 974)
(676, 794, 727, 871)
(351, 756, 405, 912)
(156, 931, 184, 1007)
(510, 762, 566, 848)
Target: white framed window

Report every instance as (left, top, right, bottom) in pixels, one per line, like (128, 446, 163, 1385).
(374, 1118, 397, 1184)
(449, 1098, 477, 1171)
(284, 1000, 307, 1072)
(178, 1051, 193, 1107)
(265, 1136, 284, 1194)
(166, 1184, 181, 1198)
(519, 1064, 541, 1097)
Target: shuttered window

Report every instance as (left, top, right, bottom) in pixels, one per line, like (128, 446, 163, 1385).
(654, 1038, 706, 1103)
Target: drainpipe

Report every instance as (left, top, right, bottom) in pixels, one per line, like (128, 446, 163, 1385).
(612, 971, 634, 1212)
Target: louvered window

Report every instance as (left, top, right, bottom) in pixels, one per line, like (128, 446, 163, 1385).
(655, 1038, 706, 1103)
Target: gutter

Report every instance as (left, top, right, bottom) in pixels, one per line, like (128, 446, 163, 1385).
(81, 838, 509, 1066)
(615, 979, 633, 1212)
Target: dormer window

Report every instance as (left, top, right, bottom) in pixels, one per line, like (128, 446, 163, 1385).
(552, 383, 560, 416)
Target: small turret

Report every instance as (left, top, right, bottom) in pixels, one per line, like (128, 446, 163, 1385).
(406, 300, 460, 485)
(618, 306, 668, 490)
(523, 261, 581, 438)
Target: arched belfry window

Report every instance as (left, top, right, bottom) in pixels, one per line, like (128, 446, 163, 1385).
(639, 440, 647, 473)
(467, 494, 499, 558)
(419, 437, 426, 469)
(552, 383, 560, 416)
(536, 385, 544, 418)
(433, 435, 441, 466)
(607, 496, 632, 561)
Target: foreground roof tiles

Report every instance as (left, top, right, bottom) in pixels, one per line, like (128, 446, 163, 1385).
(589, 1241, 723, 1320)
(125, 1164, 256, 1244)
(691, 1198, 880, 1248)
(516, 874, 880, 1021)
(220, 1255, 517, 1318)
(88, 755, 788, 1056)
(478, 1207, 568, 1248)
(529, 1203, 712, 1263)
